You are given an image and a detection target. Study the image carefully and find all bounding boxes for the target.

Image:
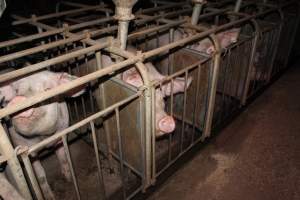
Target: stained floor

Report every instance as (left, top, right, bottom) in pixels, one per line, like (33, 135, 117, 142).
(148, 65, 300, 200)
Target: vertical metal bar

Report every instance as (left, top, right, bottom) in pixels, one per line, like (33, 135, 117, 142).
(0, 125, 32, 200)
(115, 108, 127, 200)
(62, 135, 81, 200)
(21, 153, 44, 200)
(203, 35, 221, 139)
(118, 21, 129, 50)
(151, 86, 156, 184)
(242, 20, 260, 102)
(191, 2, 203, 25)
(192, 64, 201, 144)
(95, 51, 114, 172)
(168, 79, 174, 162)
(168, 28, 174, 75)
(89, 121, 106, 200)
(180, 71, 188, 152)
(139, 96, 146, 191)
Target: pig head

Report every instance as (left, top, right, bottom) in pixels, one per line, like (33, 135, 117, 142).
(122, 62, 192, 137)
(1, 71, 85, 137)
(190, 28, 240, 54)
(0, 70, 85, 200)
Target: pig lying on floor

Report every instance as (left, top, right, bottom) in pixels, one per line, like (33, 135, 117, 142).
(0, 70, 85, 200)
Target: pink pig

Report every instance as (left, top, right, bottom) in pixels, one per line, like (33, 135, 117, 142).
(145, 28, 240, 55)
(0, 70, 85, 200)
(122, 62, 192, 137)
(101, 53, 192, 137)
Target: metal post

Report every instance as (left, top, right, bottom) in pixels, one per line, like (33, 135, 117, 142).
(203, 34, 221, 139)
(112, 0, 138, 50)
(0, 125, 32, 199)
(191, 0, 207, 25)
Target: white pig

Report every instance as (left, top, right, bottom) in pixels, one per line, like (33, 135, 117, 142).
(146, 28, 240, 55)
(100, 52, 192, 137)
(0, 70, 85, 200)
(123, 62, 192, 137)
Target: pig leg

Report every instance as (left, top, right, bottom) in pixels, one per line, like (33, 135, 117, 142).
(55, 145, 72, 182)
(32, 160, 55, 200)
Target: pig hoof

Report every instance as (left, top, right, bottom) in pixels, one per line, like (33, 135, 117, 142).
(158, 116, 176, 134)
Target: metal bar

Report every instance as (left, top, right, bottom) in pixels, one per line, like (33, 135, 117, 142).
(191, 2, 204, 25)
(180, 71, 188, 152)
(115, 108, 127, 199)
(192, 64, 202, 143)
(90, 121, 106, 200)
(21, 153, 44, 200)
(168, 79, 174, 162)
(62, 135, 81, 200)
(0, 28, 64, 49)
(0, 34, 86, 64)
(95, 51, 114, 173)
(0, 125, 32, 200)
(27, 93, 140, 154)
(12, 5, 110, 26)
(0, 41, 109, 84)
(137, 2, 187, 15)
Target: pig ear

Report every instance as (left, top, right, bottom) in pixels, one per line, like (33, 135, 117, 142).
(206, 46, 215, 54)
(56, 73, 85, 97)
(122, 70, 143, 88)
(0, 85, 16, 104)
(162, 76, 192, 96)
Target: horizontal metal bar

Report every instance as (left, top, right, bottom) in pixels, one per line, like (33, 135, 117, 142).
(0, 34, 87, 64)
(27, 92, 141, 154)
(0, 41, 109, 83)
(0, 28, 64, 49)
(61, 1, 113, 14)
(12, 5, 111, 26)
(137, 2, 187, 14)
(128, 20, 186, 40)
(0, 52, 138, 120)
(153, 59, 209, 87)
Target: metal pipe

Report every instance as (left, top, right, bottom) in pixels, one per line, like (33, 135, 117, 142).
(191, 0, 207, 25)
(0, 125, 32, 199)
(12, 5, 110, 26)
(112, 0, 138, 50)
(234, 0, 243, 13)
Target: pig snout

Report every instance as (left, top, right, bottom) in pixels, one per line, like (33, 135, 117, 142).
(7, 96, 34, 118)
(157, 115, 176, 134)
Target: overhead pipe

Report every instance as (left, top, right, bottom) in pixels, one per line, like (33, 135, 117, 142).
(191, 0, 207, 25)
(112, 0, 138, 50)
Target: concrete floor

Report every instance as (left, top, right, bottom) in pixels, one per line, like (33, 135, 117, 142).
(148, 65, 300, 200)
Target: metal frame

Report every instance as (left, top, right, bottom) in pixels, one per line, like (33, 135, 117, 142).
(0, 0, 298, 199)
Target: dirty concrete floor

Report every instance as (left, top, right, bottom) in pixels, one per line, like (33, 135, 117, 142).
(148, 65, 300, 200)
